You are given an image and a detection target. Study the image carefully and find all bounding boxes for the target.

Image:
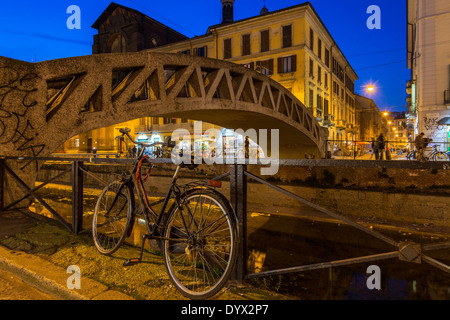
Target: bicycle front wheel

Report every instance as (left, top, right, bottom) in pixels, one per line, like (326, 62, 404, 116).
(433, 152, 449, 161)
(92, 180, 135, 255)
(163, 189, 238, 300)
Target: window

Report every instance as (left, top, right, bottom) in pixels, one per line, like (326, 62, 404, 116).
(309, 28, 314, 51)
(195, 46, 207, 57)
(109, 34, 126, 53)
(242, 34, 251, 56)
(324, 99, 329, 114)
(282, 25, 292, 48)
(309, 89, 314, 108)
(180, 50, 190, 55)
(278, 55, 297, 73)
(324, 72, 328, 88)
(242, 62, 254, 70)
(224, 38, 232, 59)
(260, 30, 270, 52)
(317, 94, 323, 111)
(325, 48, 330, 68)
(309, 59, 314, 77)
(318, 39, 322, 60)
(256, 59, 274, 76)
(318, 66, 322, 84)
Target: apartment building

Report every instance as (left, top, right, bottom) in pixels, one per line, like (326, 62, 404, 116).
(58, 1, 359, 154)
(407, 0, 450, 151)
(151, 1, 359, 143)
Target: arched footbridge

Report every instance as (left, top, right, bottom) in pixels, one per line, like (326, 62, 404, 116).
(0, 51, 327, 176)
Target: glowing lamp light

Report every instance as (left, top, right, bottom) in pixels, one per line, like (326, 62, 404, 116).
(367, 85, 375, 93)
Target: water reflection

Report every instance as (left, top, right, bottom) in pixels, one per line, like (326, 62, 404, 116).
(30, 185, 450, 300)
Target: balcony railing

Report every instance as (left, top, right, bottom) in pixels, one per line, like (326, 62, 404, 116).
(335, 119, 347, 129)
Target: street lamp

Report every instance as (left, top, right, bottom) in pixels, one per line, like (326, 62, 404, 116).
(367, 85, 375, 93)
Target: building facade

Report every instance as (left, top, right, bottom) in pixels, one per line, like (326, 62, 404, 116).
(58, 1, 359, 155)
(355, 95, 382, 143)
(385, 112, 409, 152)
(407, 0, 450, 152)
(151, 1, 359, 143)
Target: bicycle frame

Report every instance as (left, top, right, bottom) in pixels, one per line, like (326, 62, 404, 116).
(121, 145, 183, 239)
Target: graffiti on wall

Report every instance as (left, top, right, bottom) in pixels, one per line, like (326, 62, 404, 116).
(423, 116, 447, 143)
(0, 66, 46, 170)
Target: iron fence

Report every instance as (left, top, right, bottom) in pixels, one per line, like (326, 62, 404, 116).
(0, 156, 450, 285)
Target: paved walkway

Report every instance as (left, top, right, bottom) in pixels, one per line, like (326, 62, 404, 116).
(0, 209, 290, 300)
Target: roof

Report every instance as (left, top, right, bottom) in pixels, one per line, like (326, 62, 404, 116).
(92, 2, 142, 29)
(91, 2, 188, 40)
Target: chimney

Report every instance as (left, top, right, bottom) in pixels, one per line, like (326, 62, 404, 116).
(221, 0, 235, 24)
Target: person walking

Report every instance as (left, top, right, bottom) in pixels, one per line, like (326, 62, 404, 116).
(377, 133, 386, 160)
(371, 137, 379, 160)
(414, 132, 430, 161)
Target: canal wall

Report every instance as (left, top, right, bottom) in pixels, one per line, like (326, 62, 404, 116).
(35, 161, 450, 228)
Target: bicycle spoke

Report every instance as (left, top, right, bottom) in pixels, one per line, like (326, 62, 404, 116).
(164, 191, 236, 299)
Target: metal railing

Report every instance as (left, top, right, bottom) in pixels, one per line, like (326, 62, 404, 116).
(326, 139, 450, 160)
(1, 156, 450, 285)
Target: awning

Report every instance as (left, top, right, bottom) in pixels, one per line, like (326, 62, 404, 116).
(437, 117, 450, 125)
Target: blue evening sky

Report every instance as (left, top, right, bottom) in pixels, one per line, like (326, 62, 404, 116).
(0, 0, 409, 112)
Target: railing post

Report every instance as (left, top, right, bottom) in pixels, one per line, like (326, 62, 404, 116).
(230, 164, 248, 285)
(72, 161, 84, 235)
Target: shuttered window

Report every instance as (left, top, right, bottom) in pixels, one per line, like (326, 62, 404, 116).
(282, 25, 292, 48)
(277, 55, 297, 73)
(224, 38, 232, 59)
(242, 34, 251, 56)
(261, 30, 270, 52)
(256, 59, 274, 76)
(310, 28, 314, 51)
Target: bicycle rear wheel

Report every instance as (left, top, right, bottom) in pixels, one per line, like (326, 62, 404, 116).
(163, 189, 238, 300)
(92, 180, 135, 255)
(406, 151, 415, 160)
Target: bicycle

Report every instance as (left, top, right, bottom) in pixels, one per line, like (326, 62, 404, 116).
(92, 128, 238, 299)
(406, 145, 449, 161)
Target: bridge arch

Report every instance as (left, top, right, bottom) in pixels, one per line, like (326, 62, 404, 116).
(0, 52, 326, 175)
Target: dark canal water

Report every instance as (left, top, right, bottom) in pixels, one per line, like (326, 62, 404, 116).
(31, 184, 450, 300)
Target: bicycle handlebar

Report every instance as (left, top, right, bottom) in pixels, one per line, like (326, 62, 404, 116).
(116, 128, 176, 149)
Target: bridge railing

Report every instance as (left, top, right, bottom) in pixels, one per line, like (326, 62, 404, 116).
(1, 156, 450, 285)
(325, 139, 450, 160)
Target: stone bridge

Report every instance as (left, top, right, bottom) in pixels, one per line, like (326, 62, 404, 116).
(0, 51, 326, 187)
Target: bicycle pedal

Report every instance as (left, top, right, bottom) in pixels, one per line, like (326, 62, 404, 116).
(123, 258, 141, 267)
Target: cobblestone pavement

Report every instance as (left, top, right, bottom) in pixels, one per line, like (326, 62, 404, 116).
(0, 267, 57, 300)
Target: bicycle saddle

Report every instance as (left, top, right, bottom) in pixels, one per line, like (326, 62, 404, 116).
(119, 128, 131, 134)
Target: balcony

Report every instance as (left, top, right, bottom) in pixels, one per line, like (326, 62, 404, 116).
(315, 109, 323, 122)
(322, 114, 335, 127)
(335, 119, 347, 130)
(406, 81, 412, 95)
(445, 89, 450, 104)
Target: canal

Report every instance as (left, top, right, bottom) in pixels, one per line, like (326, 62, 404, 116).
(29, 184, 450, 300)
